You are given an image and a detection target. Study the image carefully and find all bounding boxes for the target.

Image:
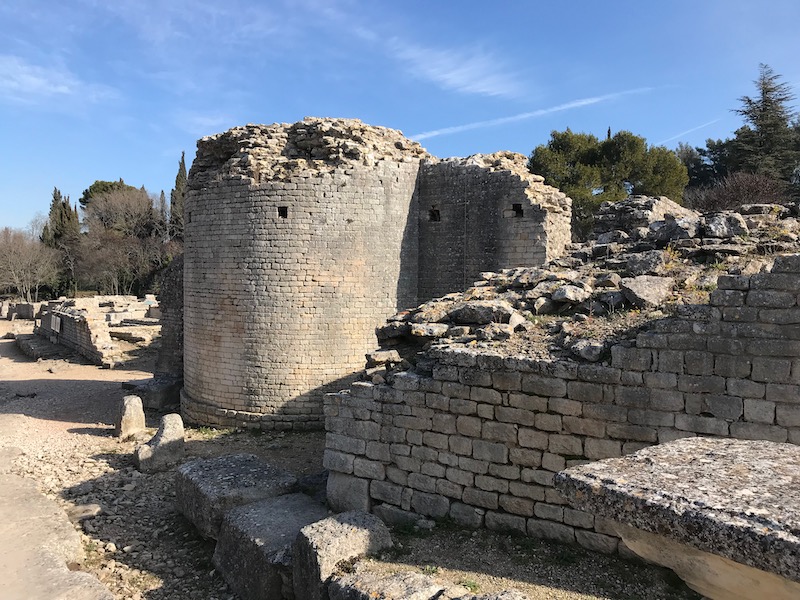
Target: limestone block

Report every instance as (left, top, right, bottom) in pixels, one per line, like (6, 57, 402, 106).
(328, 571, 447, 600)
(620, 275, 674, 308)
(175, 453, 298, 539)
(555, 437, 800, 595)
(134, 413, 184, 473)
(212, 493, 329, 600)
(327, 471, 371, 512)
(293, 511, 392, 600)
(115, 395, 145, 438)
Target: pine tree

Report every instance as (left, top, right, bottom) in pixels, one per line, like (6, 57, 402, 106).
(169, 152, 187, 239)
(732, 64, 799, 181)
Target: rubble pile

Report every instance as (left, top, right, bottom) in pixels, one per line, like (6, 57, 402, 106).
(369, 195, 800, 374)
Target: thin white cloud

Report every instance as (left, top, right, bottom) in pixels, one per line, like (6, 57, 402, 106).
(176, 111, 236, 136)
(655, 118, 721, 145)
(0, 54, 115, 104)
(411, 88, 654, 140)
(389, 40, 522, 99)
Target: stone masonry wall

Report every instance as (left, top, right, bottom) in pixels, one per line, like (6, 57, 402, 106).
(155, 254, 184, 377)
(324, 254, 800, 554)
(36, 299, 122, 366)
(416, 153, 571, 300)
(182, 119, 572, 430)
(182, 120, 425, 430)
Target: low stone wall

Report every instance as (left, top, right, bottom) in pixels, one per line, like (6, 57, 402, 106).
(36, 299, 123, 366)
(324, 254, 800, 553)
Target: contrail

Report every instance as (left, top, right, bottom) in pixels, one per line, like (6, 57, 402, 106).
(655, 118, 721, 145)
(410, 87, 654, 141)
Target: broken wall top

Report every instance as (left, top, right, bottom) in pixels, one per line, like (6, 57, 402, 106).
(189, 117, 430, 189)
(188, 118, 571, 216)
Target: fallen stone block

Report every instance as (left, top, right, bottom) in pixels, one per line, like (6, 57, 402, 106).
(175, 453, 298, 539)
(328, 570, 448, 600)
(134, 413, 184, 473)
(293, 511, 393, 600)
(115, 394, 145, 438)
(555, 437, 800, 600)
(620, 275, 674, 308)
(212, 493, 329, 600)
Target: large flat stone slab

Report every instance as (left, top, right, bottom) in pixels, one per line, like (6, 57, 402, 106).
(212, 493, 329, 600)
(555, 437, 800, 599)
(0, 473, 113, 600)
(175, 453, 298, 539)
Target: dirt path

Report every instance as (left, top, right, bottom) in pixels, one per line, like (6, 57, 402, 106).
(0, 321, 324, 600)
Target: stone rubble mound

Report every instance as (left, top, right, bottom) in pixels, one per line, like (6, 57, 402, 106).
(370, 194, 800, 371)
(190, 117, 431, 188)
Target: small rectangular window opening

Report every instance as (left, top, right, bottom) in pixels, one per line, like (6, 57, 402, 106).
(278, 206, 288, 218)
(512, 203, 524, 218)
(428, 208, 441, 222)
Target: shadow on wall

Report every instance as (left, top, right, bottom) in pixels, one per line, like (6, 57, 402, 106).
(180, 371, 364, 432)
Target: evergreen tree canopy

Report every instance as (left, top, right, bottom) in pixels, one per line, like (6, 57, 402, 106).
(169, 152, 187, 239)
(529, 129, 688, 237)
(41, 187, 80, 247)
(79, 178, 138, 208)
(680, 65, 800, 201)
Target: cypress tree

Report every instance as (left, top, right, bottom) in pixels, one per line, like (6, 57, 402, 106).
(169, 152, 187, 239)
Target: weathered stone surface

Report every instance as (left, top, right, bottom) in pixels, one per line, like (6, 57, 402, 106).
(703, 212, 749, 238)
(626, 250, 664, 276)
(115, 394, 145, 438)
(327, 471, 371, 512)
(620, 275, 674, 308)
(213, 493, 329, 600)
(448, 300, 516, 325)
(134, 413, 184, 473)
(555, 437, 800, 584)
(552, 285, 591, 304)
(0, 473, 113, 600)
(175, 453, 298, 539)
(293, 510, 393, 600)
(329, 571, 446, 600)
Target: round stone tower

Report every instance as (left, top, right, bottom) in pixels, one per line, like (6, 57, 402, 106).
(181, 118, 428, 429)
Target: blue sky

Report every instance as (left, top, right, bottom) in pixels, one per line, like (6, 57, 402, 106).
(2, 0, 799, 229)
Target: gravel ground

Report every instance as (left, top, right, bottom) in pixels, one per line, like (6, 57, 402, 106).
(0, 320, 699, 600)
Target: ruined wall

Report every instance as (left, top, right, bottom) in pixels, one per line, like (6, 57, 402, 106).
(182, 120, 426, 430)
(181, 118, 572, 429)
(155, 255, 184, 377)
(416, 153, 571, 300)
(36, 299, 122, 366)
(324, 253, 800, 553)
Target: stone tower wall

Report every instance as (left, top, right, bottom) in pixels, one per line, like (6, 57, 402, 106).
(181, 118, 572, 429)
(416, 154, 571, 300)
(182, 120, 425, 429)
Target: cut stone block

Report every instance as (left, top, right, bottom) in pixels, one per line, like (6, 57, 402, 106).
(328, 571, 448, 600)
(555, 437, 800, 600)
(115, 395, 145, 438)
(293, 511, 393, 600)
(134, 413, 184, 473)
(175, 453, 298, 539)
(212, 493, 329, 600)
(326, 471, 371, 512)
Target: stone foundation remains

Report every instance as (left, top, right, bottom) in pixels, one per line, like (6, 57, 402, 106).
(323, 253, 800, 552)
(36, 296, 160, 367)
(182, 118, 571, 429)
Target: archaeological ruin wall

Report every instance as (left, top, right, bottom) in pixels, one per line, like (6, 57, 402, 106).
(323, 254, 800, 553)
(416, 154, 571, 300)
(182, 118, 572, 429)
